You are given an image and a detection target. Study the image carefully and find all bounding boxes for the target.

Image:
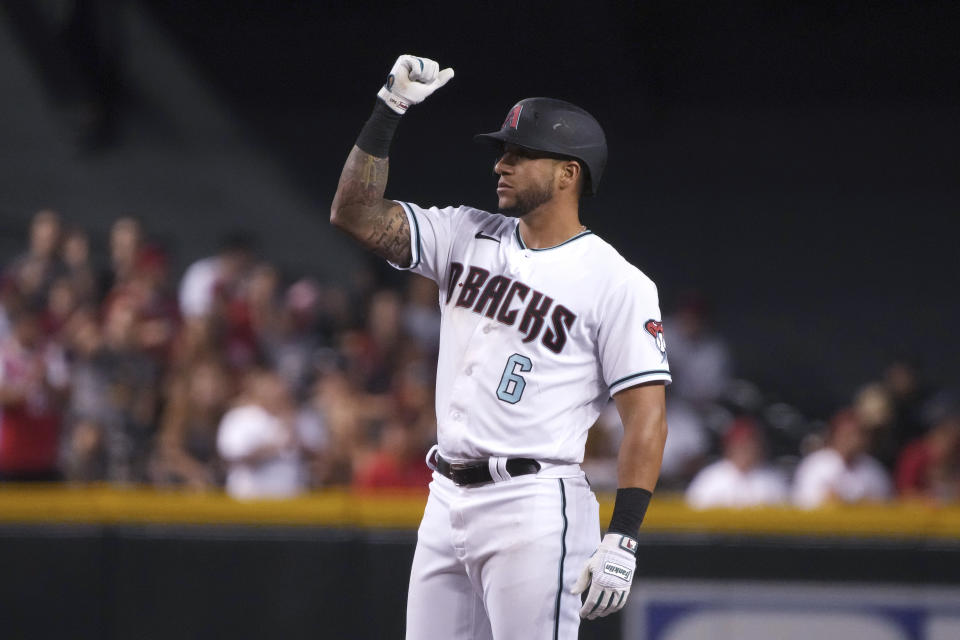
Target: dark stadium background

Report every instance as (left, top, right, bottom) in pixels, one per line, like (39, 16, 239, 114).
(149, 0, 960, 416)
(9, 0, 956, 416)
(1, 2, 959, 639)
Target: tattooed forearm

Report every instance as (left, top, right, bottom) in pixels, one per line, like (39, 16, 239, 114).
(344, 147, 389, 205)
(332, 146, 389, 213)
(331, 145, 413, 266)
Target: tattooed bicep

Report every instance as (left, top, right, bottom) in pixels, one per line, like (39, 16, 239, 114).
(364, 202, 412, 266)
(331, 147, 412, 266)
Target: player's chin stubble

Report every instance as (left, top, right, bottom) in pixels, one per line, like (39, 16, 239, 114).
(498, 180, 556, 217)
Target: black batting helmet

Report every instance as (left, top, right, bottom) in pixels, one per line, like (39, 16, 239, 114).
(474, 97, 608, 196)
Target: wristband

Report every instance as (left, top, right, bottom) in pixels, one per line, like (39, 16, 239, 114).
(607, 487, 652, 537)
(355, 99, 402, 158)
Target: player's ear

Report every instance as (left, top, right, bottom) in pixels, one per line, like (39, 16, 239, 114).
(557, 160, 581, 192)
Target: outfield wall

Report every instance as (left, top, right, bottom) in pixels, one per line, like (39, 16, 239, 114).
(1, 487, 958, 639)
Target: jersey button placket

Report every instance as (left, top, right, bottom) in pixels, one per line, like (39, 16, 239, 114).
(450, 317, 496, 425)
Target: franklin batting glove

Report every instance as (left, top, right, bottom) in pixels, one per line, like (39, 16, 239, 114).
(572, 533, 638, 620)
(377, 54, 454, 114)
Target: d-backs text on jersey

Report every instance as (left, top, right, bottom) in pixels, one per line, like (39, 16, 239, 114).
(446, 262, 576, 353)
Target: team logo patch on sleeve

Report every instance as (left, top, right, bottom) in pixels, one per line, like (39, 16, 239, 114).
(644, 319, 667, 356)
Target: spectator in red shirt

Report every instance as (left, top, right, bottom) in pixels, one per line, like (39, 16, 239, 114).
(353, 420, 432, 490)
(0, 307, 69, 480)
(896, 410, 960, 503)
(105, 245, 180, 364)
(42, 277, 79, 339)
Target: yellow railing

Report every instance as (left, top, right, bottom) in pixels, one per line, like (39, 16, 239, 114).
(1, 485, 958, 540)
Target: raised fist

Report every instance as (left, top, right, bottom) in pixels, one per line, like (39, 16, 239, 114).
(377, 54, 454, 114)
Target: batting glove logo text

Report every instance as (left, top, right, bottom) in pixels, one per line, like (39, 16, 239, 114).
(603, 562, 632, 582)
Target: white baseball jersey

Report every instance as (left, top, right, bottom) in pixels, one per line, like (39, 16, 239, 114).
(391, 201, 671, 465)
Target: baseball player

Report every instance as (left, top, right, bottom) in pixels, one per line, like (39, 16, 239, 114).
(331, 55, 670, 639)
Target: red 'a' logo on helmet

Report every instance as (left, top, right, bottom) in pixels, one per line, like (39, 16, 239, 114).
(502, 104, 523, 130)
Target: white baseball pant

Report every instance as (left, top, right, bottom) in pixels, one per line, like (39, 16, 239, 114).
(405, 469, 600, 640)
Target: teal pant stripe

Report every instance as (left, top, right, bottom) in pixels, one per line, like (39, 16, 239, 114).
(553, 479, 568, 640)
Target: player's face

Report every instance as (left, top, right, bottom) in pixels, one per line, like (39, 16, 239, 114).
(493, 145, 560, 217)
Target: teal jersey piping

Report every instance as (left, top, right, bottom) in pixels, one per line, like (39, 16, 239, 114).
(610, 370, 672, 390)
(515, 225, 593, 252)
(399, 202, 422, 269)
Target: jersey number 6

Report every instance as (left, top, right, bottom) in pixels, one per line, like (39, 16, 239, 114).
(496, 354, 532, 404)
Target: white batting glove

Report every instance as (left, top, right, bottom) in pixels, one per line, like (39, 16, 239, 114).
(572, 533, 638, 619)
(377, 54, 454, 114)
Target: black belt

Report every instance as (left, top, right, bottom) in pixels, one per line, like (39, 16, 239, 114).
(434, 452, 541, 486)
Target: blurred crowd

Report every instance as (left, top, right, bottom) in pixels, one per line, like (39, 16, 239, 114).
(0, 209, 439, 498)
(585, 293, 960, 508)
(1, 209, 958, 506)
